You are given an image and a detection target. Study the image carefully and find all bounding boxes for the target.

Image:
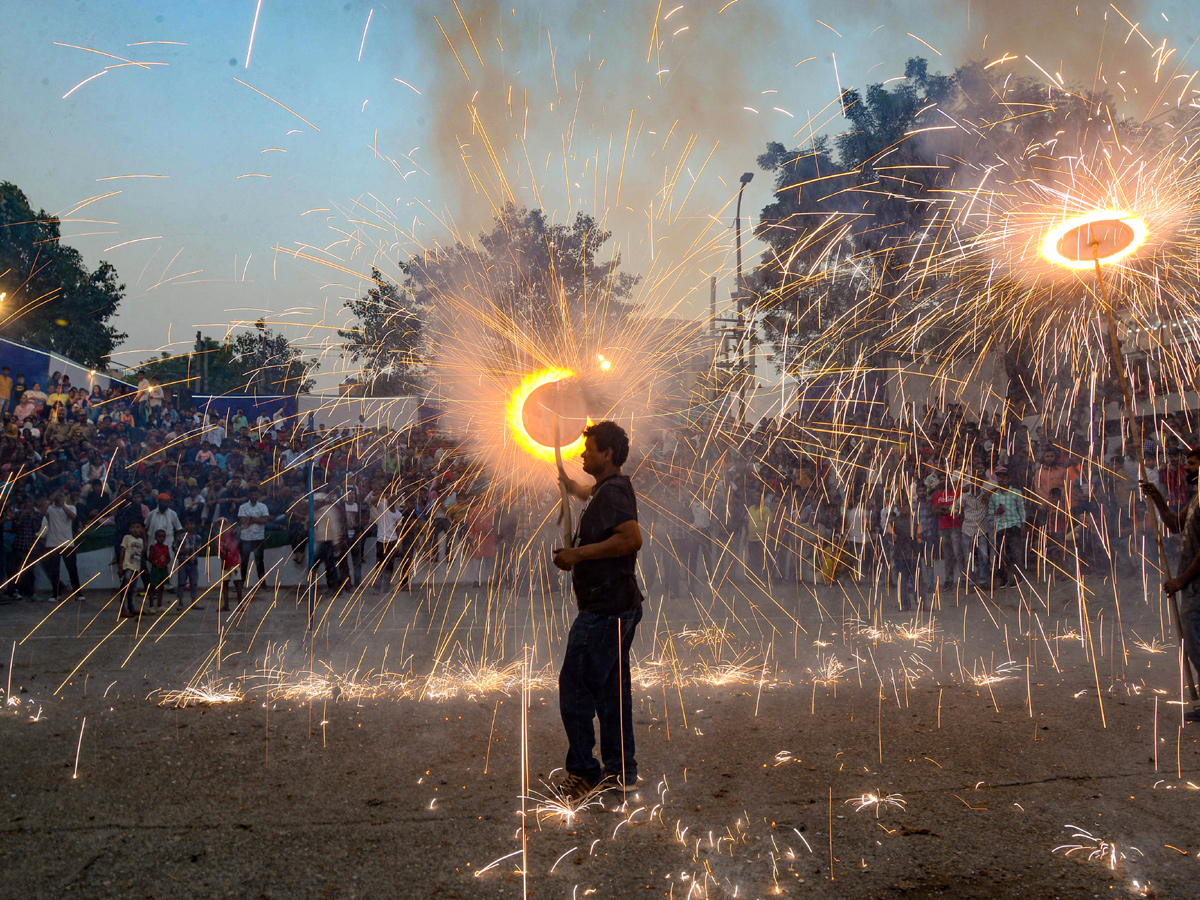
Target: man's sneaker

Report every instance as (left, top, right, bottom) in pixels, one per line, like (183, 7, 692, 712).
(599, 772, 639, 794)
(556, 772, 597, 802)
(1185, 706, 1200, 724)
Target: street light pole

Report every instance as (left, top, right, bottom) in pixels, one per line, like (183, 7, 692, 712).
(734, 172, 754, 425)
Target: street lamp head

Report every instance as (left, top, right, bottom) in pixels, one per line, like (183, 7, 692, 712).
(739, 172, 754, 185)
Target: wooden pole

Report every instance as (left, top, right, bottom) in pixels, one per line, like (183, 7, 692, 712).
(553, 381, 572, 549)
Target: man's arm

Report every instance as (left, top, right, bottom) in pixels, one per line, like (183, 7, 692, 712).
(1166, 545, 1200, 595)
(553, 520, 642, 570)
(557, 471, 593, 501)
(1140, 482, 1181, 532)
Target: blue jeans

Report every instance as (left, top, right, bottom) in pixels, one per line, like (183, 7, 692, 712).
(939, 527, 964, 583)
(916, 540, 936, 601)
(177, 561, 199, 600)
(963, 532, 991, 583)
(559, 605, 643, 783)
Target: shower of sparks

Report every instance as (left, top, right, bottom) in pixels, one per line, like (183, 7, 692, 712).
(1054, 825, 1144, 871)
(847, 792, 907, 816)
(158, 680, 244, 708)
(967, 659, 1024, 686)
(1132, 633, 1170, 654)
(529, 779, 606, 826)
(811, 655, 848, 685)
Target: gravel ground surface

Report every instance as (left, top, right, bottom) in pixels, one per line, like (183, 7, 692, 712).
(0, 572, 1197, 900)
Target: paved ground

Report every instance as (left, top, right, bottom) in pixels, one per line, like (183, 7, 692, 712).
(0, 570, 1197, 899)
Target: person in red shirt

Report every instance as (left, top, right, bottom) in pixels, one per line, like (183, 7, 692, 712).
(1032, 447, 1068, 573)
(216, 519, 243, 612)
(931, 473, 965, 588)
(146, 529, 172, 609)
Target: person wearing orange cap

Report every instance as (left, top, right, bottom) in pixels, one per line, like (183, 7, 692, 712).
(145, 492, 182, 594)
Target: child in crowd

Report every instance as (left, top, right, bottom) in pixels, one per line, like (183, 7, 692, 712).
(216, 518, 243, 612)
(118, 520, 146, 618)
(174, 517, 203, 611)
(146, 528, 172, 609)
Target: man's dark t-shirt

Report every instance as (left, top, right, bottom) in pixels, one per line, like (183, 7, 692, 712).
(572, 474, 643, 615)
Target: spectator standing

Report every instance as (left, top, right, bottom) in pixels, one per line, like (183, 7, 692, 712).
(13, 497, 44, 601)
(312, 492, 348, 590)
(744, 489, 769, 583)
(888, 495, 920, 612)
(0, 366, 12, 412)
(988, 468, 1027, 588)
(914, 482, 938, 604)
(466, 495, 498, 588)
(372, 491, 403, 591)
(146, 529, 171, 609)
(134, 371, 150, 424)
(960, 478, 991, 586)
(145, 492, 182, 551)
(174, 518, 203, 609)
(845, 486, 868, 583)
(931, 474, 965, 588)
(41, 490, 79, 603)
(10, 373, 26, 411)
(237, 484, 270, 589)
(216, 519, 243, 611)
(342, 486, 367, 585)
(117, 520, 146, 617)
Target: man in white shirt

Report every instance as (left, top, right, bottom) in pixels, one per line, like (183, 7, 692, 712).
(205, 413, 226, 448)
(237, 484, 271, 588)
(146, 376, 165, 425)
(144, 492, 183, 591)
(135, 371, 151, 424)
(312, 492, 347, 590)
(145, 492, 183, 549)
(373, 493, 405, 591)
(42, 490, 79, 602)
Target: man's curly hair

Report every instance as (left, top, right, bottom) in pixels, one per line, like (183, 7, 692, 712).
(583, 420, 630, 466)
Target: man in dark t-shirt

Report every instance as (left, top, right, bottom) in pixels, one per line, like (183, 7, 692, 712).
(1142, 446, 1200, 723)
(552, 421, 644, 800)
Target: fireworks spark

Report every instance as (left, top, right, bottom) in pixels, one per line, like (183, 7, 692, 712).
(1054, 825, 1143, 871)
(846, 792, 907, 816)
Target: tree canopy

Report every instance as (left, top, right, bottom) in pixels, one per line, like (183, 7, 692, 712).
(751, 57, 1174, 401)
(338, 268, 424, 396)
(0, 181, 126, 368)
(340, 204, 639, 393)
(138, 323, 317, 400)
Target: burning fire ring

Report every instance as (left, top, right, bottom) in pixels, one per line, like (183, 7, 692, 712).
(1040, 209, 1147, 269)
(507, 368, 590, 463)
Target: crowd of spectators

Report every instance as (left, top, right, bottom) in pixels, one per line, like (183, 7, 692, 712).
(0, 360, 1193, 615)
(0, 365, 510, 606)
(634, 401, 1196, 610)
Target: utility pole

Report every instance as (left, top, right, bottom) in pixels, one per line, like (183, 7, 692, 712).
(196, 331, 209, 394)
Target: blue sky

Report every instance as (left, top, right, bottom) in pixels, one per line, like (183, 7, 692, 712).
(2, 1, 1196, 386)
